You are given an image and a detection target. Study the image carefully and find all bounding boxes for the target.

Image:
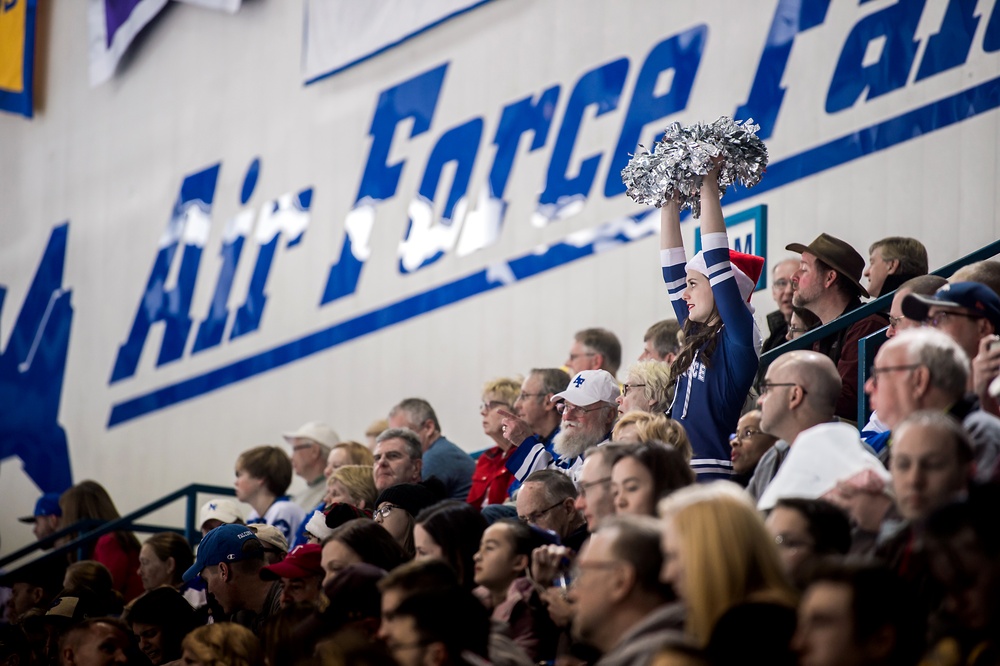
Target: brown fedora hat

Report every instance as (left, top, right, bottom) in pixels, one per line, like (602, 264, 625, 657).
(786, 233, 870, 298)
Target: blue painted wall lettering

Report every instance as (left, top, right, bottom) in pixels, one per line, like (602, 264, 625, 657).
(536, 58, 629, 222)
(916, 0, 979, 80)
(110, 164, 220, 382)
(192, 159, 260, 354)
(231, 188, 313, 337)
(826, 0, 927, 113)
(321, 64, 449, 304)
(982, 0, 1000, 52)
(605, 25, 707, 197)
(733, 232, 753, 255)
(399, 118, 483, 273)
(735, 0, 831, 138)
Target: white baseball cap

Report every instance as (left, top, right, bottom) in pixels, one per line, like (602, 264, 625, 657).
(551, 370, 620, 407)
(198, 498, 244, 530)
(282, 421, 340, 449)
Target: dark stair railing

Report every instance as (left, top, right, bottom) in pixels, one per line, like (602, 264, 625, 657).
(759, 239, 1000, 428)
(1, 484, 235, 574)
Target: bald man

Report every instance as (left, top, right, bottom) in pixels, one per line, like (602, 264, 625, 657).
(748, 351, 843, 500)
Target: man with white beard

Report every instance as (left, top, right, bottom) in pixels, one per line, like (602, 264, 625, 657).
(504, 370, 619, 483)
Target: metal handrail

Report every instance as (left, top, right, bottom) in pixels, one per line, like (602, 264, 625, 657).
(0, 483, 236, 574)
(759, 239, 1000, 429)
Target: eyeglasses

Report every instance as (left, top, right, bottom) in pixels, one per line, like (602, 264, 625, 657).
(888, 314, 906, 330)
(578, 477, 612, 498)
(479, 400, 511, 412)
(516, 392, 546, 402)
(759, 381, 808, 396)
(925, 310, 983, 328)
(569, 560, 623, 585)
(734, 428, 762, 440)
(786, 325, 806, 335)
(556, 401, 609, 416)
(868, 364, 921, 387)
(518, 500, 564, 524)
(567, 352, 596, 362)
(292, 443, 317, 452)
(373, 504, 399, 521)
(621, 383, 646, 397)
(772, 279, 792, 290)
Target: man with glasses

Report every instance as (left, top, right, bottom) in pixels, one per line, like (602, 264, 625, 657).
(864, 328, 1000, 480)
(567, 516, 682, 664)
(902, 281, 1000, 367)
(282, 421, 340, 511)
(516, 470, 588, 551)
(505, 370, 620, 484)
(747, 350, 843, 501)
(762, 258, 800, 354)
(860, 275, 948, 443)
(566, 328, 622, 378)
(498, 367, 569, 463)
(729, 409, 777, 486)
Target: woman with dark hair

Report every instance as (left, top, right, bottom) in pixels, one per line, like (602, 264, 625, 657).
(472, 519, 559, 663)
(372, 482, 442, 559)
(61, 560, 125, 617)
(786, 306, 822, 341)
(126, 586, 200, 665)
(610, 442, 695, 516)
(412, 500, 488, 589)
(765, 498, 851, 587)
(59, 480, 144, 602)
(658, 167, 765, 481)
(320, 519, 407, 588)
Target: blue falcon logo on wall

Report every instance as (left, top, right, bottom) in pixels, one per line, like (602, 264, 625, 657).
(0, 224, 74, 494)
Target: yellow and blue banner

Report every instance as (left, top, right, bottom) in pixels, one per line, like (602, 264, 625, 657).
(0, 0, 37, 117)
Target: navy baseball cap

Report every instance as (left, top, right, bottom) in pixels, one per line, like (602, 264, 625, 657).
(183, 524, 260, 583)
(902, 281, 1000, 329)
(18, 493, 63, 523)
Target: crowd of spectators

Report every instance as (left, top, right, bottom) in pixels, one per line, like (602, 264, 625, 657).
(3, 172, 1000, 665)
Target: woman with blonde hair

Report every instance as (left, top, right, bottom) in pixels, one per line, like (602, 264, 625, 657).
(657, 483, 797, 663)
(612, 411, 692, 464)
(616, 360, 675, 415)
(323, 465, 378, 510)
(181, 622, 262, 666)
(324, 441, 374, 477)
(467, 376, 521, 509)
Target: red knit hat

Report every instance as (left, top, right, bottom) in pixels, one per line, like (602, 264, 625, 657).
(685, 249, 765, 303)
(728, 250, 765, 303)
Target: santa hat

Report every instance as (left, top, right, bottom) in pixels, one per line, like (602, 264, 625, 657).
(685, 249, 765, 304)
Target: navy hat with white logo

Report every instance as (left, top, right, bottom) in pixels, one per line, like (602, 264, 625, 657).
(183, 523, 260, 583)
(902, 281, 1000, 330)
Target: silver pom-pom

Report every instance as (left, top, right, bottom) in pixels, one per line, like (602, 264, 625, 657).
(620, 116, 768, 217)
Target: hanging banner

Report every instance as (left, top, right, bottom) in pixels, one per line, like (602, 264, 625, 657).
(88, 0, 169, 86)
(303, 0, 499, 85)
(176, 0, 241, 13)
(88, 0, 242, 87)
(0, 0, 37, 117)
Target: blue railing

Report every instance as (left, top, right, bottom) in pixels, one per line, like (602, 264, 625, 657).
(0, 483, 235, 574)
(760, 238, 1000, 429)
